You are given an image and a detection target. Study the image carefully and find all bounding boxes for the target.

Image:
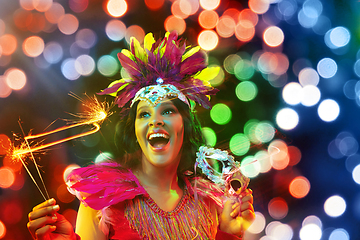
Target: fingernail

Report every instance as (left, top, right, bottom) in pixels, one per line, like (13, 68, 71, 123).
(48, 198, 55, 204)
(50, 226, 56, 231)
(53, 205, 59, 210)
(52, 215, 57, 221)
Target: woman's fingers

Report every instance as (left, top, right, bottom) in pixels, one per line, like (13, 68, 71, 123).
(29, 204, 60, 221)
(240, 189, 253, 204)
(32, 198, 56, 212)
(34, 224, 57, 240)
(27, 214, 57, 232)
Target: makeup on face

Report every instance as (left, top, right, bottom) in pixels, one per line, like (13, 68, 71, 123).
(135, 99, 184, 168)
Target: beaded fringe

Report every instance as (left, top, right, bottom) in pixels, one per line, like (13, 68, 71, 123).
(124, 187, 215, 240)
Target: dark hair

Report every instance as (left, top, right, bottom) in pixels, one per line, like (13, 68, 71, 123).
(114, 98, 205, 176)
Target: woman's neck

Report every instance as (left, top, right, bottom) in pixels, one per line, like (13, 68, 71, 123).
(135, 162, 180, 192)
(134, 161, 184, 212)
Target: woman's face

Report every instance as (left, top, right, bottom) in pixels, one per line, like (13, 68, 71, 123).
(135, 99, 184, 169)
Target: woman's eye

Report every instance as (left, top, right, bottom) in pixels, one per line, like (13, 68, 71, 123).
(139, 112, 150, 118)
(163, 108, 175, 115)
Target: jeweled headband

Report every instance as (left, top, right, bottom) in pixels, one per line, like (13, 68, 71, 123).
(98, 31, 219, 113)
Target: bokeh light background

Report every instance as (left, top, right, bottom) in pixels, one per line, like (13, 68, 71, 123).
(1, 0, 360, 239)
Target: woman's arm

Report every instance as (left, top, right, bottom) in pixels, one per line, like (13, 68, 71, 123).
(75, 203, 107, 240)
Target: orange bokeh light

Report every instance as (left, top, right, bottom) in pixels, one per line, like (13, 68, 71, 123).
(269, 139, 289, 170)
(289, 176, 310, 198)
(0, 76, 12, 98)
(125, 25, 145, 45)
(45, 2, 65, 24)
(272, 52, 289, 75)
(239, 8, 258, 28)
(216, 16, 235, 38)
(199, 0, 220, 10)
(20, 0, 35, 11)
(23, 36, 45, 57)
(198, 30, 219, 51)
(171, 0, 189, 19)
(164, 16, 186, 35)
(145, 0, 165, 11)
(235, 21, 255, 42)
(106, 0, 127, 17)
(223, 8, 241, 22)
(249, 0, 270, 15)
(0, 221, 6, 239)
(268, 197, 288, 220)
(13, 9, 33, 30)
(288, 145, 302, 166)
(0, 34, 17, 56)
(3, 155, 23, 173)
(27, 12, 47, 33)
(264, 26, 284, 47)
(58, 14, 79, 35)
(198, 10, 219, 29)
(57, 184, 76, 203)
(0, 134, 11, 155)
(0, 167, 15, 188)
(9, 172, 25, 190)
(5, 68, 27, 90)
(34, 0, 53, 12)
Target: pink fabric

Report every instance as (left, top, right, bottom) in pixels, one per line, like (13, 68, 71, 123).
(67, 162, 147, 210)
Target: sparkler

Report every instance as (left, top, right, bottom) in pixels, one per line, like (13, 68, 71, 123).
(8, 94, 112, 200)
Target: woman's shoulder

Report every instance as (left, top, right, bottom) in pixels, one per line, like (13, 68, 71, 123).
(66, 161, 147, 210)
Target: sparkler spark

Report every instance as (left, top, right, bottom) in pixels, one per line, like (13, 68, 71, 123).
(7, 94, 112, 200)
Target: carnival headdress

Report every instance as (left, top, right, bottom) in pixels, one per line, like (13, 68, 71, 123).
(98, 31, 219, 112)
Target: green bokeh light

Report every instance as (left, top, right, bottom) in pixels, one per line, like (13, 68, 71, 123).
(244, 119, 260, 144)
(97, 55, 119, 77)
(202, 127, 217, 147)
(234, 59, 255, 81)
(229, 133, 250, 156)
(255, 121, 275, 143)
(240, 155, 261, 178)
(235, 81, 258, 102)
(210, 103, 232, 125)
(223, 54, 241, 74)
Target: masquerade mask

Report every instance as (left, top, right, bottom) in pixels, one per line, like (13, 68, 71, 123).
(196, 146, 250, 196)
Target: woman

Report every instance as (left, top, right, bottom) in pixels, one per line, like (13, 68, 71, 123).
(27, 32, 255, 239)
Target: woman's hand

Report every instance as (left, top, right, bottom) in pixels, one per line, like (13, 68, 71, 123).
(27, 198, 77, 240)
(219, 189, 255, 237)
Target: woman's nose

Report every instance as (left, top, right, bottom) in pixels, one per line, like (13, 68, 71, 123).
(149, 117, 164, 127)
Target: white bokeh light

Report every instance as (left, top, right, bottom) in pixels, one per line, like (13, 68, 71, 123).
(276, 108, 299, 130)
(352, 164, 360, 184)
(75, 54, 95, 76)
(317, 99, 340, 122)
(282, 82, 303, 105)
(299, 67, 319, 86)
(246, 211, 266, 234)
(299, 223, 322, 240)
(301, 85, 321, 107)
(324, 195, 346, 217)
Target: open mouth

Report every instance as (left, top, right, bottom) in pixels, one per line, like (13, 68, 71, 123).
(148, 133, 170, 148)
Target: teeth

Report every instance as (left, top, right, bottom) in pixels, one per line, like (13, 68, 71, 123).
(148, 133, 169, 140)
